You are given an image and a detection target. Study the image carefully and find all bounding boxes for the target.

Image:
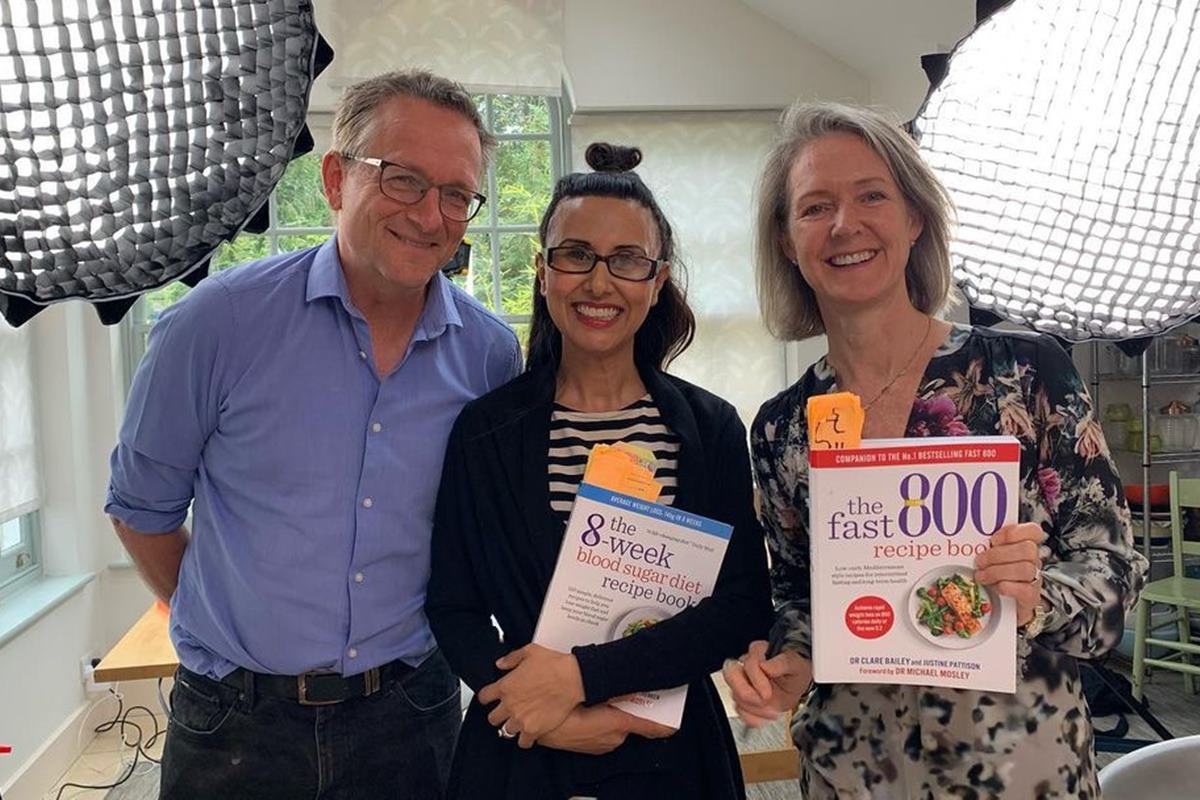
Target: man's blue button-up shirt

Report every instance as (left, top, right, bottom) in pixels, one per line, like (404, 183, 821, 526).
(106, 237, 521, 679)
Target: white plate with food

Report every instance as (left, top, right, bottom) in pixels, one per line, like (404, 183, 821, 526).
(907, 565, 1000, 650)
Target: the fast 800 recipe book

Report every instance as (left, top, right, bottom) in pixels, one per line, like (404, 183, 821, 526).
(808, 436, 1020, 693)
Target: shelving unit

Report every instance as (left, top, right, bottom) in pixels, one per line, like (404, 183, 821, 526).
(1089, 343, 1200, 561)
(1100, 374, 1200, 387)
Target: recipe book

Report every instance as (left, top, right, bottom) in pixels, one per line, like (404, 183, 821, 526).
(808, 436, 1021, 692)
(532, 483, 732, 727)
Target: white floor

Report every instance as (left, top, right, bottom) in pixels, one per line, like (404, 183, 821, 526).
(44, 707, 165, 800)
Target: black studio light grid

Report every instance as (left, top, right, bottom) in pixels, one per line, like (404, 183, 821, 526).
(0, 0, 332, 327)
(914, 0, 1200, 343)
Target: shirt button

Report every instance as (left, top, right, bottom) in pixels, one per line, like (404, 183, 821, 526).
(362, 497, 374, 509)
(354, 572, 364, 583)
(348, 648, 358, 659)
(358, 350, 367, 360)
(371, 422, 382, 433)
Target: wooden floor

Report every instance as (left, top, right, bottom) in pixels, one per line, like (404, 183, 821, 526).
(35, 657, 1200, 800)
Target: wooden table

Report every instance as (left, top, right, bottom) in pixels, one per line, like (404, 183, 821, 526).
(94, 603, 179, 682)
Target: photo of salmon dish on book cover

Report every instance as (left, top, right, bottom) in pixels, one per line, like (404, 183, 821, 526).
(908, 566, 1000, 649)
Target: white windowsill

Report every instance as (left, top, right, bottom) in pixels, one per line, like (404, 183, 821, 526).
(0, 573, 95, 649)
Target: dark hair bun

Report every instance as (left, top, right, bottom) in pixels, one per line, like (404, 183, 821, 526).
(585, 142, 642, 173)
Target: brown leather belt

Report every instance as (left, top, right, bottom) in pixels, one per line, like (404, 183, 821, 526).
(218, 659, 414, 706)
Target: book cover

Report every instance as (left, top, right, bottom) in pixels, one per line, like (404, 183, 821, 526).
(533, 483, 732, 727)
(808, 436, 1021, 693)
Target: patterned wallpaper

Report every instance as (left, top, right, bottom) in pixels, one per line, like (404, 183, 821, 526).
(333, 0, 563, 94)
(570, 112, 791, 426)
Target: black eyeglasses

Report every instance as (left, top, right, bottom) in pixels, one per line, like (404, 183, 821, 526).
(340, 154, 487, 222)
(544, 246, 663, 282)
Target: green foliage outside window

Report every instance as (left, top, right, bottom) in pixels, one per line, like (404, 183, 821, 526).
(276, 155, 333, 228)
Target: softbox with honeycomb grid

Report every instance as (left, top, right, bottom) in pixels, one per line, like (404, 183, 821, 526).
(0, 0, 333, 327)
(914, 0, 1200, 353)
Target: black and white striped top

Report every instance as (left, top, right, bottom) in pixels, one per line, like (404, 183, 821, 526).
(548, 395, 680, 520)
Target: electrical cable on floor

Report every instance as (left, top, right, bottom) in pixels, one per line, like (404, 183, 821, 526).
(50, 686, 164, 799)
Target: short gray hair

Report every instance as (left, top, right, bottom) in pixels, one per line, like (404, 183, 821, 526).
(754, 101, 954, 340)
(330, 69, 497, 170)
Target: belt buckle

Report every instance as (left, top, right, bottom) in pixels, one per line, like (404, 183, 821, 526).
(363, 666, 382, 697)
(297, 673, 342, 706)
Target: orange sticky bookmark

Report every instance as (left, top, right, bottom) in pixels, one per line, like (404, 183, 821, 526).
(806, 392, 865, 450)
(584, 444, 663, 502)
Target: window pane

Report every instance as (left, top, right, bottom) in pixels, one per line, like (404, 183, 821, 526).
(1, 518, 20, 552)
(472, 94, 489, 127)
(511, 321, 531, 353)
(275, 154, 334, 228)
(140, 279, 193, 322)
(495, 140, 552, 225)
(491, 95, 550, 135)
(211, 234, 270, 270)
(278, 233, 331, 253)
(452, 232, 495, 309)
(499, 233, 539, 317)
(137, 235, 268, 323)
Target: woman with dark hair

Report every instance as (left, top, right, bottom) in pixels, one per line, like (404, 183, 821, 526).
(426, 143, 772, 799)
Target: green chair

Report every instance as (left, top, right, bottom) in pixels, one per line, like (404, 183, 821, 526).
(1132, 471, 1200, 700)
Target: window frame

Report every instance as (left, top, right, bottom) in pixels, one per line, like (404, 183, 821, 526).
(0, 511, 42, 595)
(122, 92, 565, 383)
(466, 93, 565, 328)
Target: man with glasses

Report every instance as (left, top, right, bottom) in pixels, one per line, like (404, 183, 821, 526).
(106, 70, 520, 799)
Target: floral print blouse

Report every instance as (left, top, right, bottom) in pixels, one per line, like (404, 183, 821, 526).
(751, 324, 1148, 800)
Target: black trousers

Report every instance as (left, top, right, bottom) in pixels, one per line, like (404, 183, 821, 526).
(160, 650, 461, 800)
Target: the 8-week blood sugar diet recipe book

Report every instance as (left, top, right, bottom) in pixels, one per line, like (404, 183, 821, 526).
(533, 483, 731, 726)
(808, 436, 1020, 693)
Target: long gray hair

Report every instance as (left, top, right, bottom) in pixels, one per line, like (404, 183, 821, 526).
(755, 101, 955, 340)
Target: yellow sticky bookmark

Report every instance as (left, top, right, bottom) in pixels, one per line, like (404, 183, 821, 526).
(806, 392, 865, 450)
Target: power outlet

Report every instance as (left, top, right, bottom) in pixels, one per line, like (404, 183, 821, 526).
(80, 655, 107, 694)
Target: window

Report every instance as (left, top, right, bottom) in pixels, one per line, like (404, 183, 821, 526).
(460, 93, 563, 346)
(0, 320, 40, 591)
(124, 93, 563, 373)
(0, 512, 40, 592)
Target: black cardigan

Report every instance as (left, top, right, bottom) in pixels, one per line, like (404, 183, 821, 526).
(426, 365, 773, 800)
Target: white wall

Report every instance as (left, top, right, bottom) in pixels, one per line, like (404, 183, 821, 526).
(564, 0, 866, 112)
(571, 111, 789, 423)
(867, 61, 941, 120)
(0, 305, 154, 795)
(742, 0, 977, 119)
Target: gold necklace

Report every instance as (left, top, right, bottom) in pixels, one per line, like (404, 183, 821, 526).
(856, 316, 934, 412)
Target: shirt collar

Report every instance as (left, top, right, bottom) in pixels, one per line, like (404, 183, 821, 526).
(415, 271, 464, 341)
(305, 234, 464, 339)
(305, 235, 352, 308)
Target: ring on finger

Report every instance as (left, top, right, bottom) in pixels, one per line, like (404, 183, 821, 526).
(498, 722, 517, 739)
(1029, 565, 1042, 583)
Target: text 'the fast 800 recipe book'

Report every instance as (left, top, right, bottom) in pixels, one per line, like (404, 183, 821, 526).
(808, 436, 1020, 693)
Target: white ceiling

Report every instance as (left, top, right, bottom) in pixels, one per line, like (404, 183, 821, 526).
(742, 0, 978, 75)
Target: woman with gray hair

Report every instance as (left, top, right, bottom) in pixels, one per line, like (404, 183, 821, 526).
(723, 102, 1146, 798)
